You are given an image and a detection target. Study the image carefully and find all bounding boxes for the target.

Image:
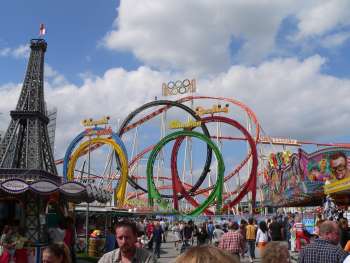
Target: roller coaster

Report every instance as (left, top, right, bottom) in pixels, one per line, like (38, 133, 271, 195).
(56, 79, 350, 215)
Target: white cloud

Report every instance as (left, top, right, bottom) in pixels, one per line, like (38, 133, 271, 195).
(78, 71, 97, 82)
(44, 64, 68, 87)
(0, 83, 21, 128)
(320, 32, 350, 48)
(1, 56, 350, 162)
(12, 45, 30, 58)
(294, 0, 350, 40)
(199, 55, 350, 140)
(103, 0, 296, 74)
(0, 44, 30, 59)
(43, 66, 170, 159)
(102, 1, 350, 73)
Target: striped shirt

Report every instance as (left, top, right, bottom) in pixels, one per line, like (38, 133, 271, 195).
(294, 222, 304, 233)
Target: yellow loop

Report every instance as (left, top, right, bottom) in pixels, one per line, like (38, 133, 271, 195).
(67, 138, 128, 205)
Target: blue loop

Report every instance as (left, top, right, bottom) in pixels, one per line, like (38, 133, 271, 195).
(62, 127, 128, 182)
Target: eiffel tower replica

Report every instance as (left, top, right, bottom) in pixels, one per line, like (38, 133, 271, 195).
(0, 38, 61, 244)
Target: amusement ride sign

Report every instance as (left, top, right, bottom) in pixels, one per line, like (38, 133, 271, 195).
(259, 136, 301, 146)
(85, 127, 113, 136)
(195, 104, 229, 116)
(169, 120, 202, 129)
(82, 116, 110, 127)
(162, 79, 196, 96)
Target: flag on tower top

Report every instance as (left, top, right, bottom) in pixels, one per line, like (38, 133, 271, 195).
(39, 24, 46, 36)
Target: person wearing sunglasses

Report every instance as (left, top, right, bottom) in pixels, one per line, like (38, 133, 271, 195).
(330, 152, 350, 180)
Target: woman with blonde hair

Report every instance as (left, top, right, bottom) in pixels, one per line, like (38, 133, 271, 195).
(174, 245, 239, 263)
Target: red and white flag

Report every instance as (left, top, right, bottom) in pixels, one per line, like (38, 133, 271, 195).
(39, 24, 46, 36)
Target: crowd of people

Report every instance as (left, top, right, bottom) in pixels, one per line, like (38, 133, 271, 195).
(0, 216, 76, 263)
(0, 225, 30, 263)
(95, 215, 295, 263)
(96, 212, 350, 263)
(2, 211, 350, 262)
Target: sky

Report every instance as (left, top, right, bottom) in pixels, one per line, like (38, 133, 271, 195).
(1, 0, 350, 177)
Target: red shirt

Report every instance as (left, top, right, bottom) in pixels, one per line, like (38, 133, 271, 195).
(218, 230, 244, 254)
(146, 224, 154, 238)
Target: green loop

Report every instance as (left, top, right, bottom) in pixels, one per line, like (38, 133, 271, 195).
(147, 130, 224, 216)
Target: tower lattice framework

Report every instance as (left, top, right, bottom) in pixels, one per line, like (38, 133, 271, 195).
(0, 39, 57, 175)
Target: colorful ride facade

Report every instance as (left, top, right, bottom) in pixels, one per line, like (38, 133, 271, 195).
(262, 147, 350, 207)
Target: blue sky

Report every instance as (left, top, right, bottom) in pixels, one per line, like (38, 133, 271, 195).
(1, 1, 349, 85)
(1, 1, 350, 197)
(275, 15, 350, 78)
(0, 0, 142, 85)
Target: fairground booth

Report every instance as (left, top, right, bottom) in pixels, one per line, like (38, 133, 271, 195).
(261, 146, 350, 232)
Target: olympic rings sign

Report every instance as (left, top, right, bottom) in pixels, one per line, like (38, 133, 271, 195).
(162, 79, 196, 96)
